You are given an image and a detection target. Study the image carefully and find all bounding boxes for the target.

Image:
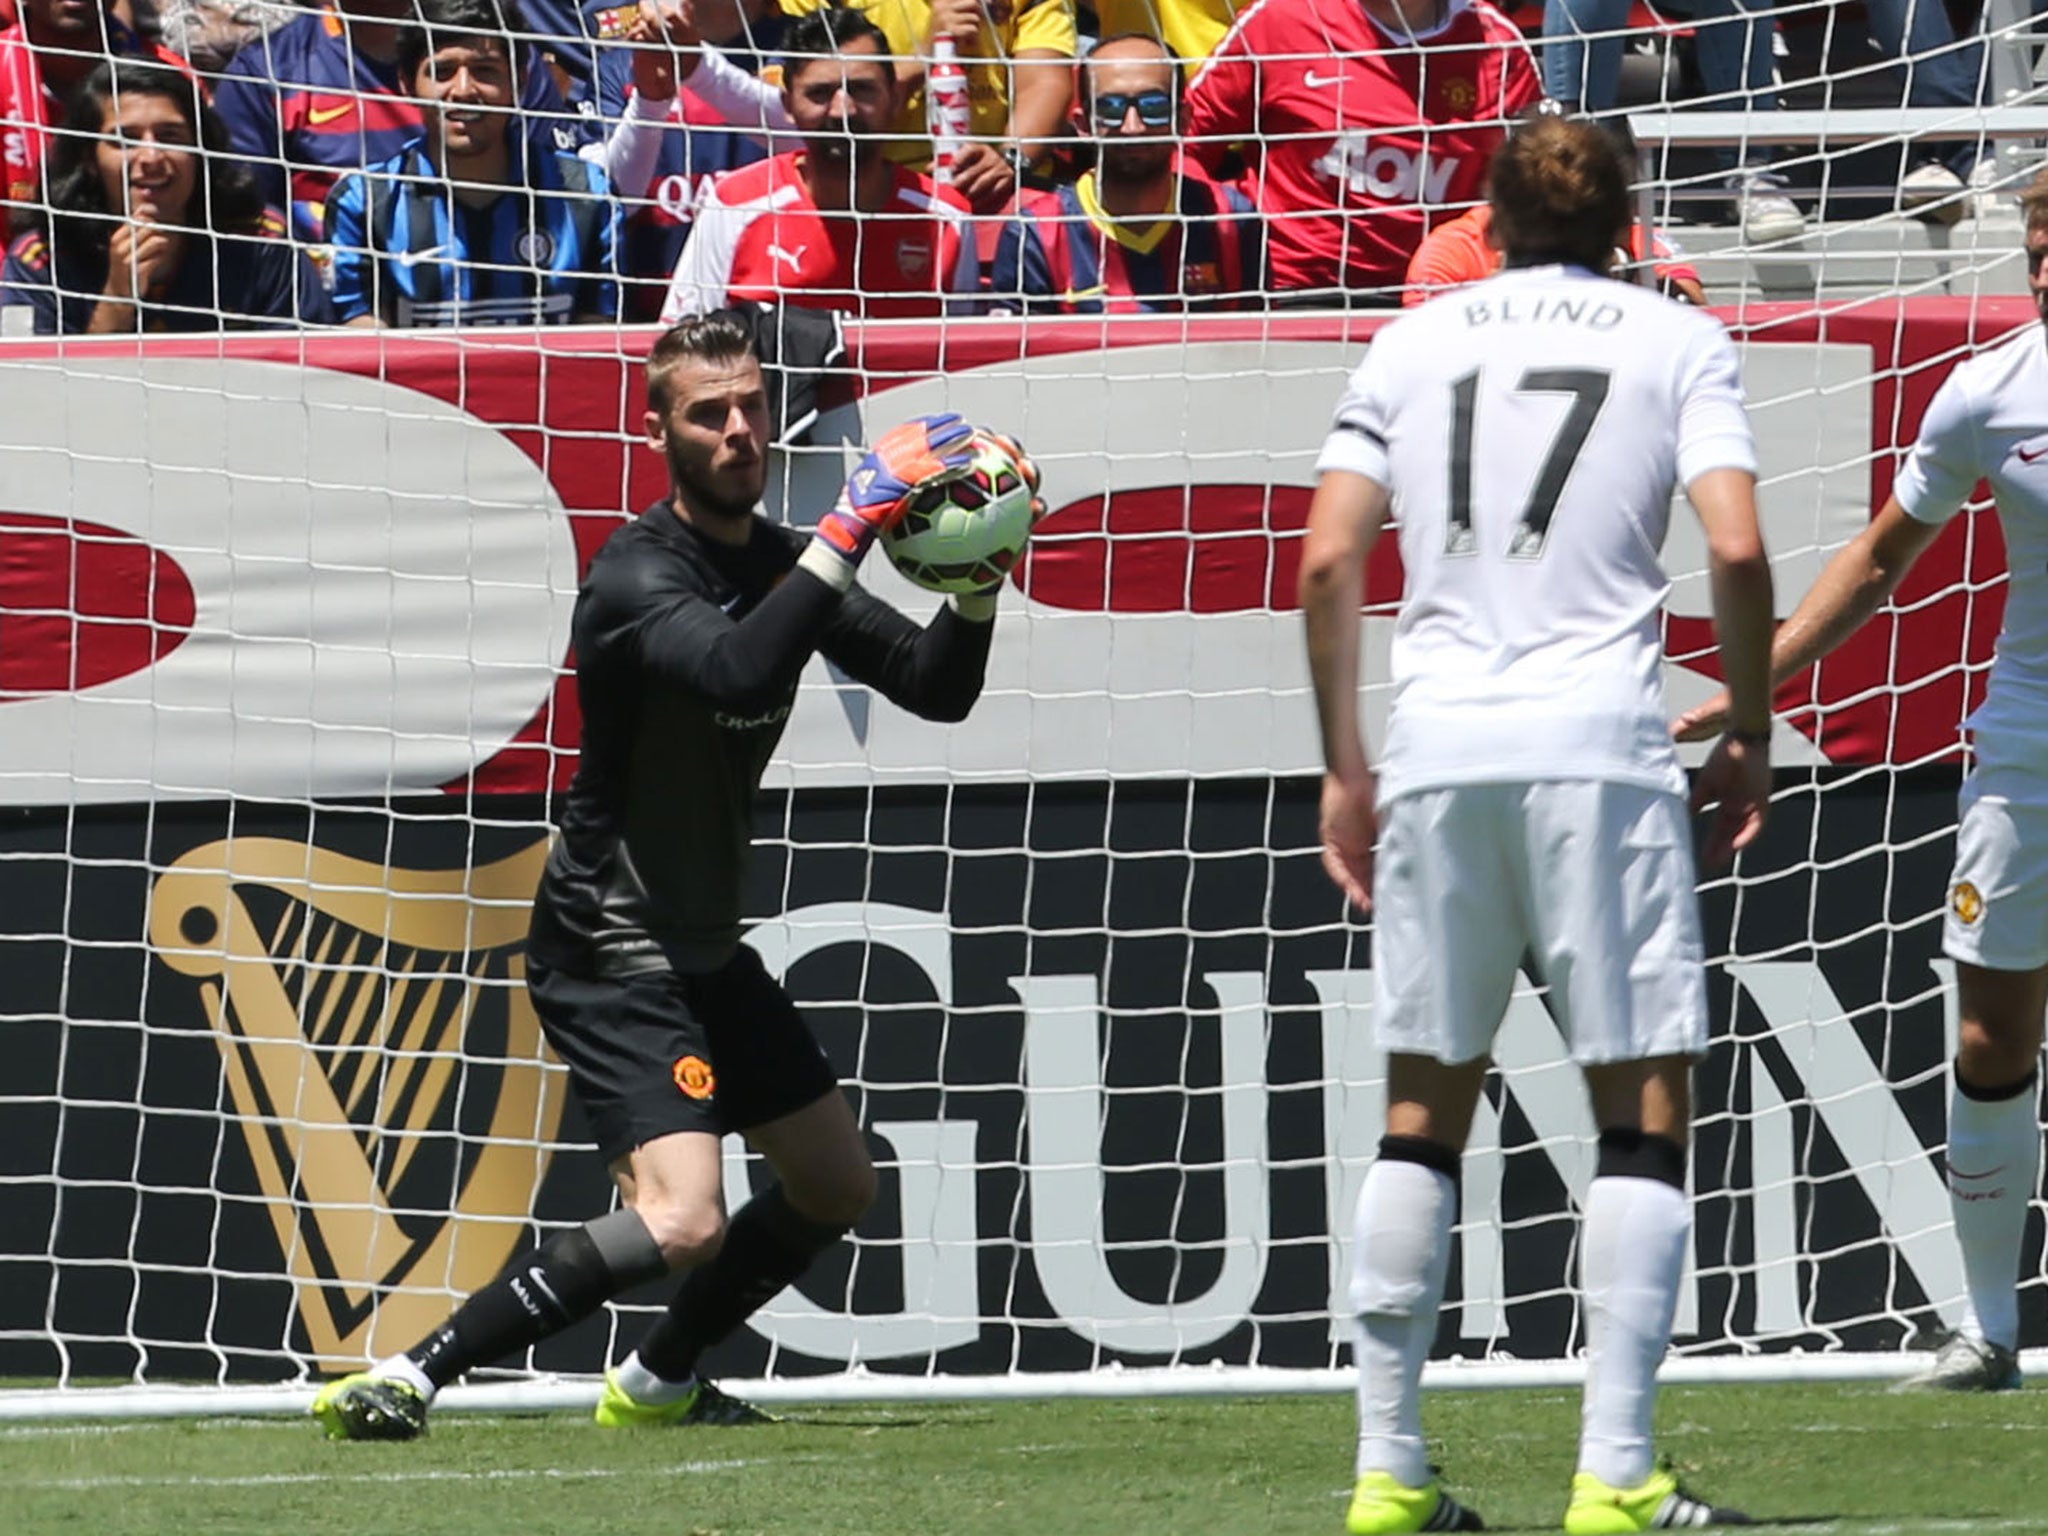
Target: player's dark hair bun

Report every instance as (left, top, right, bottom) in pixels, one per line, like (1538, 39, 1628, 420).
(1485, 113, 1633, 274)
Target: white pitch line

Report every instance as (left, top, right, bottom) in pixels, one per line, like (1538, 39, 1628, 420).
(22, 1458, 772, 1492)
(1829, 1520, 2048, 1534)
(0, 1418, 291, 1440)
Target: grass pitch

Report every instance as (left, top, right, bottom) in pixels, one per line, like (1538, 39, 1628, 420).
(6, 1382, 2042, 1536)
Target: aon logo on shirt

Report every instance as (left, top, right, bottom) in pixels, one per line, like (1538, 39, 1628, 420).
(1313, 134, 1459, 203)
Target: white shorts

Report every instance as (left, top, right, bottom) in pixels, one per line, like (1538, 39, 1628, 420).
(1372, 780, 1710, 1065)
(1944, 765, 2048, 971)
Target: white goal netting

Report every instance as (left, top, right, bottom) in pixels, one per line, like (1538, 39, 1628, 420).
(0, 0, 2044, 1415)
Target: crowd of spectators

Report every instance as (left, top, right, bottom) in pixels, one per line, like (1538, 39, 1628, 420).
(0, 0, 2022, 333)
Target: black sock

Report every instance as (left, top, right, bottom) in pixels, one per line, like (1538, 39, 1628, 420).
(407, 1208, 667, 1389)
(633, 1184, 847, 1383)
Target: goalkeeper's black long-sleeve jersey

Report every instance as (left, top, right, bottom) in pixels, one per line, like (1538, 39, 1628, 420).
(528, 502, 993, 977)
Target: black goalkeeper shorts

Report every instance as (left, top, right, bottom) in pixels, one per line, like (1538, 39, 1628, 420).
(527, 945, 840, 1164)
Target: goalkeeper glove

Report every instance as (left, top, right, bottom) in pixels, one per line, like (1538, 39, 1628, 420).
(955, 427, 1044, 621)
(800, 412, 976, 590)
(981, 428, 1041, 496)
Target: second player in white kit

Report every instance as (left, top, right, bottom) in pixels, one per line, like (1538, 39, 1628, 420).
(1301, 114, 1775, 1535)
(1681, 172, 2048, 1395)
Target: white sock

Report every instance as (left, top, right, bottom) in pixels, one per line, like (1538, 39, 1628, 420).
(1577, 1175, 1688, 1491)
(612, 1349, 696, 1405)
(371, 1353, 436, 1403)
(1350, 1156, 1456, 1489)
(1948, 1071, 2041, 1352)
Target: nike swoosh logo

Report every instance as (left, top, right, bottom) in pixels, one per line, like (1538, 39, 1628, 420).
(396, 244, 457, 268)
(1949, 1164, 2008, 1181)
(1302, 70, 1347, 88)
(2016, 444, 2048, 463)
(307, 103, 354, 126)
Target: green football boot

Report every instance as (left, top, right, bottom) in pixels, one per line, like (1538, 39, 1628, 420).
(1564, 1467, 1752, 1533)
(594, 1370, 778, 1428)
(310, 1373, 429, 1442)
(1345, 1470, 1485, 1533)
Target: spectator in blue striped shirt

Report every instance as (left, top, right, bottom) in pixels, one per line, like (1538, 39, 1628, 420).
(324, 0, 619, 327)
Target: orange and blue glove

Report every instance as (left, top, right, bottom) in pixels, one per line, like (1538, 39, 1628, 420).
(802, 413, 976, 589)
(981, 428, 1041, 496)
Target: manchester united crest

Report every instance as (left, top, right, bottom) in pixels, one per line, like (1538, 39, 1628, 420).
(673, 1054, 717, 1100)
(1439, 76, 1478, 113)
(1951, 880, 1985, 925)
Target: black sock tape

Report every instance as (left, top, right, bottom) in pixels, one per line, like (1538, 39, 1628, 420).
(1955, 1061, 2039, 1103)
(587, 1207, 668, 1284)
(1377, 1134, 1461, 1181)
(1594, 1126, 1686, 1190)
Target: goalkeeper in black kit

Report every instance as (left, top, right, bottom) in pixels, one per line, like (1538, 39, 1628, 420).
(314, 309, 1032, 1440)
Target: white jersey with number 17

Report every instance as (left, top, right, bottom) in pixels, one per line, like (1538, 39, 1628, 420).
(1315, 264, 1757, 805)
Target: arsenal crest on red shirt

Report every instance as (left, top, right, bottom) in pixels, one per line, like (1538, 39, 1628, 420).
(897, 238, 933, 279)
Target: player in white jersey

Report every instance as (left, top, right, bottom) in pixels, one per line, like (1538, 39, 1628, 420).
(1301, 115, 1775, 1535)
(1679, 169, 2048, 1396)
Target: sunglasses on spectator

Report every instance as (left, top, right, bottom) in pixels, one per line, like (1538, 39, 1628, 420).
(1090, 89, 1176, 129)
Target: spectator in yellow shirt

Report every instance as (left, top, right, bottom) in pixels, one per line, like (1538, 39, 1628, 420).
(782, 0, 1075, 212)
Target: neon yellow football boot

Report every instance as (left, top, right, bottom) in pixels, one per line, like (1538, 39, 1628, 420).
(309, 1373, 428, 1441)
(1345, 1470, 1485, 1533)
(594, 1370, 777, 1427)
(1563, 1467, 1753, 1533)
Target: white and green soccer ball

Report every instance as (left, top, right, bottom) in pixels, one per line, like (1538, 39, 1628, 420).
(881, 428, 1040, 595)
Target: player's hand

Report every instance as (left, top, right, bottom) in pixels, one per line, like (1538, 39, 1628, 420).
(630, 0, 699, 97)
(1671, 689, 1732, 743)
(956, 428, 1043, 601)
(1691, 733, 1771, 868)
(927, 0, 983, 48)
(814, 412, 977, 569)
(982, 426, 1041, 494)
(1318, 768, 1378, 914)
(944, 140, 1016, 213)
(105, 222, 175, 301)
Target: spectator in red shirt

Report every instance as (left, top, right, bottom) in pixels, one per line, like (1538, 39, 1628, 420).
(0, 0, 187, 242)
(1184, 0, 1540, 304)
(660, 6, 978, 321)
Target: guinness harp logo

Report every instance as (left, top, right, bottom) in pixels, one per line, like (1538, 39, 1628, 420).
(149, 837, 565, 1370)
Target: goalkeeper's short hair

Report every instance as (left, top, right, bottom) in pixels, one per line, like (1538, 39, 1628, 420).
(646, 311, 761, 414)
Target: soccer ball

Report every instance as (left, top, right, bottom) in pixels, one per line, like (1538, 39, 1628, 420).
(880, 429, 1040, 595)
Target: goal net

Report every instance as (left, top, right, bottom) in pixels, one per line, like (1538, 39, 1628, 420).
(0, 2, 2044, 1418)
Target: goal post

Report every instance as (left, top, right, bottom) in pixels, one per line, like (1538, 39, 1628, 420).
(0, 304, 2040, 1416)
